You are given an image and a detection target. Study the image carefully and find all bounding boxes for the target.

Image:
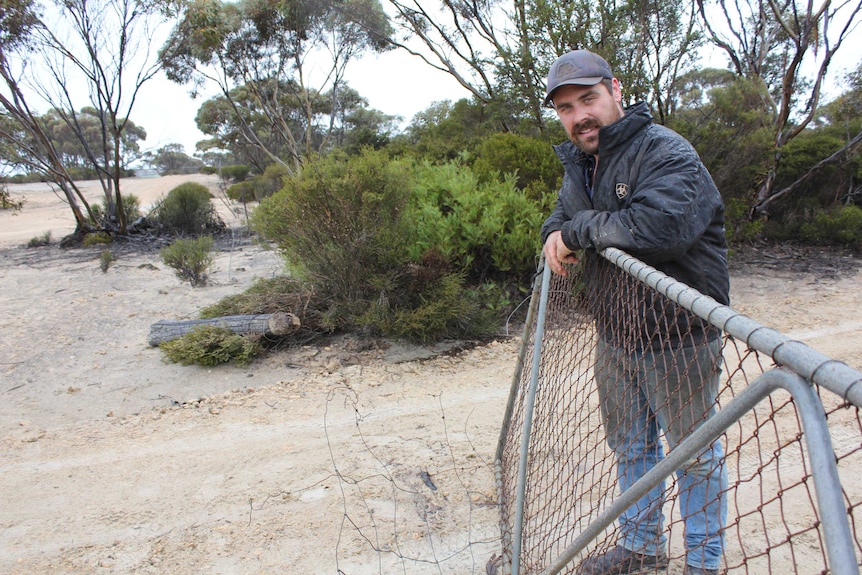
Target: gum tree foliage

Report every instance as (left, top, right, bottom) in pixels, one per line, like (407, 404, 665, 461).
(380, 0, 703, 132)
(160, 0, 393, 175)
(149, 142, 205, 175)
(667, 69, 774, 201)
(40, 107, 146, 176)
(695, 0, 862, 216)
(0, 0, 181, 237)
(193, 80, 398, 172)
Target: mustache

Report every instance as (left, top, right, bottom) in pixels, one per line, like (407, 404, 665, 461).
(573, 118, 600, 133)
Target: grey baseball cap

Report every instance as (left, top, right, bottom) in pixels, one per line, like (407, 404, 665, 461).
(544, 50, 614, 106)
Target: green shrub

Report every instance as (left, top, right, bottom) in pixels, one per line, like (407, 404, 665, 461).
(155, 182, 221, 234)
(160, 325, 261, 367)
(252, 149, 541, 342)
(220, 164, 250, 183)
(27, 231, 51, 247)
(87, 193, 142, 228)
(472, 132, 561, 203)
(254, 149, 414, 302)
(227, 163, 287, 202)
(724, 197, 764, 244)
(226, 180, 256, 202)
(160, 236, 216, 287)
(83, 231, 113, 246)
(358, 269, 505, 342)
(408, 161, 546, 282)
(99, 250, 115, 273)
(253, 163, 289, 200)
(800, 205, 862, 246)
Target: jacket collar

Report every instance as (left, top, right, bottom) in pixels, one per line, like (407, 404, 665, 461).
(554, 101, 653, 164)
(599, 101, 652, 155)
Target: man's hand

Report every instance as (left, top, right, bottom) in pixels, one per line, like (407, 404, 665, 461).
(542, 230, 579, 277)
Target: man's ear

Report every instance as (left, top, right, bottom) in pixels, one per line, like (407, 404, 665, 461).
(612, 78, 623, 103)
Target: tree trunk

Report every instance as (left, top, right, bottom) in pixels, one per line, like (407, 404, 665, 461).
(148, 312, 301, 346)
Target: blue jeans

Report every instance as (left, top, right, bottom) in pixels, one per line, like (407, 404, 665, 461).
(594, 338, 727, 570)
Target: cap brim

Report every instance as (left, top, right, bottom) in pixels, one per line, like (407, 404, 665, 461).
(544, 77, 606, 106)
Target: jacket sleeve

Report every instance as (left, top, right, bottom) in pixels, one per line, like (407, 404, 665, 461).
(540, 170, 593, 246)
(540, 196, 569, 245)
(559, 137, 720, 263)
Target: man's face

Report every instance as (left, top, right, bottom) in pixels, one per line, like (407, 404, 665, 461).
(552, 80, 623, 155)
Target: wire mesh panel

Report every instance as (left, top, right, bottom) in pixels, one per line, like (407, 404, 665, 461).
(496, 253, 862, 575)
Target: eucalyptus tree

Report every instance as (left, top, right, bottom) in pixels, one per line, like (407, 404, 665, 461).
(695, 0, 862, 216)
(0, 0, 180, 236)
(160, 0, 393, 174)
(192, 78, 394, 170)
(42, 108, 146, 175)
(0, 0, 93, 232)
(149, 142, 205, 175)
(380, 0, 702, 132)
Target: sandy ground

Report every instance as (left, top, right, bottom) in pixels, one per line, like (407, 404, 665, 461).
(0, 176, 860, 574)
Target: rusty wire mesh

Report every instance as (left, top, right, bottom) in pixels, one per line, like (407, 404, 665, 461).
(496, 253, 862, 575)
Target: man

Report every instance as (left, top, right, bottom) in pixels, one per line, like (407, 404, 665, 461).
(540, 50, 729, 575)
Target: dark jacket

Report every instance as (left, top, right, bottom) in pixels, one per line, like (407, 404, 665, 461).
(541, 102, 730, 348)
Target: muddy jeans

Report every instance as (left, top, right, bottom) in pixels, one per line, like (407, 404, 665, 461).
(594, 338, 727, 570)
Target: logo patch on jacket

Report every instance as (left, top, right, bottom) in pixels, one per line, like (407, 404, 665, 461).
(615, 183, 629, 200)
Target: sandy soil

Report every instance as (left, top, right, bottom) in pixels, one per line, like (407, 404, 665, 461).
(0, 176, 860, 574)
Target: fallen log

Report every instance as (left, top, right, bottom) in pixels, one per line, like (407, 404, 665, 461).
(148, 312, 301, 346)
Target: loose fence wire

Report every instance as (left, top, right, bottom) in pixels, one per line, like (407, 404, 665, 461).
(327, 382, 502, 574)
(496, 249, 862, 575)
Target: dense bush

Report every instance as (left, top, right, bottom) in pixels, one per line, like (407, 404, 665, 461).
(154, 182, 222, 234)
(471, 132, 562, 202)
(724, 197, 764, 244)
(220, 164, 250, 182)
(408, 161, 546, 282)
(160, 236, 216, 287)
(253, 149, 543, 341)
(800, 205, 862, 247)
(254, 149, 414, 300)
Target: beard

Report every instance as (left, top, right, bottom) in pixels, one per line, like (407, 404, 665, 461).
(570, 118, 602, 154)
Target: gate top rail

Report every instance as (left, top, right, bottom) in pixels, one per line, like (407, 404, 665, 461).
(602, 247, 862, 406)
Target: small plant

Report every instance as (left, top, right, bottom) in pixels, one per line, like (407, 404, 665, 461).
(83, 231, 113, 246)
(161, 236, 216, 287)
(27, 231, 51, 248)
(99, 250, 115, 273)
(159, 325, 261, 367)
(155, 182, 222, 234)
(0, 185, 25, 212)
